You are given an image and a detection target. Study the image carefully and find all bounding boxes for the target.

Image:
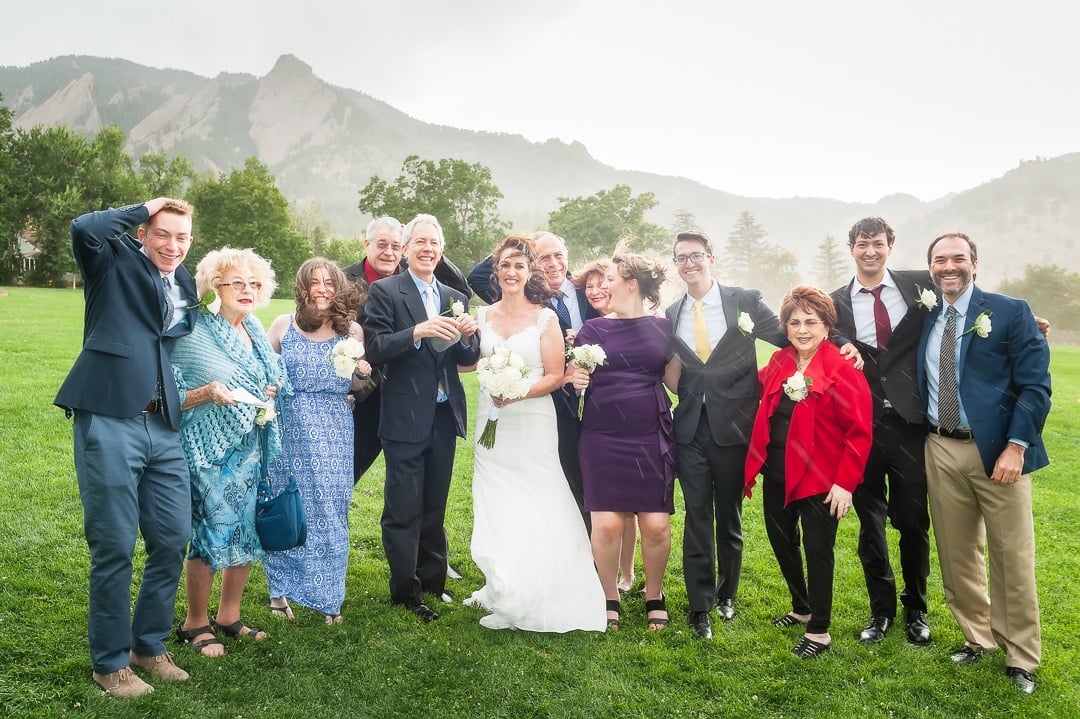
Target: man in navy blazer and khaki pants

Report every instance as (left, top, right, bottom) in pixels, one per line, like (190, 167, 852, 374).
(55, 198, 198, 697)
(918, 232, 1051, 694)
(364, 214, 480, 623)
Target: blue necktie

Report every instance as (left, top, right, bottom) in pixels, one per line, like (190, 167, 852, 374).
(554, 294, 573, 330)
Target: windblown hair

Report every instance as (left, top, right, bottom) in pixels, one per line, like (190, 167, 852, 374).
(194, 247, 276, 308)
(779, 284, 837, 332)
(848, 216, 896, 247)
(403, 213, 445, 247)
(610, 251, 666, 311)
(491, 236, 557, 305)
(571, 259, 610, 289)
(293, 257, 359, 335)
(366, 216, 403, 241)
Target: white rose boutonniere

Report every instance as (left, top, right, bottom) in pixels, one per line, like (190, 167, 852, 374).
(963, 310, 993, 338)
(193, 289, 221, 315)
(443, 299, 467, 318)
(782, 370, 813, 402)
(736, 310, 755, 336)
(915, 284, 937, 311)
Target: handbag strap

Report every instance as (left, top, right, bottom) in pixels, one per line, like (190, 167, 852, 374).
(259, 425, 273, 490)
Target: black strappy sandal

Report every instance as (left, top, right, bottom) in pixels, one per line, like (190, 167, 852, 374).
(176, 623, 226, 656)
(792, 636, 830, 659)
(645, 594, 669, 631)
(605, 599, 622, 630)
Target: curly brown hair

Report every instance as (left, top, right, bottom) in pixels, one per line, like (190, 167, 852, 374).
(293, 257, 360, 335)
(490, 236, 558, 305)
(610, 252, 666, 311)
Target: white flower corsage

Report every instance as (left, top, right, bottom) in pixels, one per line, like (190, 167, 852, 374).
(443, 299, 467, 318)
(254, 403, 277, 426)
(963, 310, 993, 338)
(915, 284, 937, 311)
(782, 370, 813, 402)
(194, 289, 221, 315)
(736, 309, 755, 336)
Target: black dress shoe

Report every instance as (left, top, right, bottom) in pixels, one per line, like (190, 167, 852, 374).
(1005, 666, 1036, 694)
(949, 645, 981, 665)
(405, 602, 439, 623)
(715, 598, 735, 622)
(689, 611, 712, 639)
(858, 616, 892, 644)
(904, 610, 931, 645)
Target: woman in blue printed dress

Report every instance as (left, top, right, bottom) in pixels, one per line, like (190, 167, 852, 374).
(263, 258, 371, 624)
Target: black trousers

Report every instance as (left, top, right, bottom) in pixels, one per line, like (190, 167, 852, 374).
(352, 386, 384, 484)
(380, 403, 455, 604)
(852, 410, 930, 617)
(762, 471, 838, 635)
(677, 412, 747, 612)
(554, 392, 590, 534)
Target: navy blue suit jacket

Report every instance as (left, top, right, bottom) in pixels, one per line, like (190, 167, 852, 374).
(55, 204, 197, 430)
(362, 271, 480, 441)
(916, 285, 1051, 475)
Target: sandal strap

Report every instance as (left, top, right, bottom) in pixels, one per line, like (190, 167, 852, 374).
(212, 618, 264, 638)
(176, 623, 215, 643)
(644, 597, 668, 612)
(605, 599, 622, 613)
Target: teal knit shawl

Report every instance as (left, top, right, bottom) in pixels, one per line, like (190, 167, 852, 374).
(170, 313, 291, 471)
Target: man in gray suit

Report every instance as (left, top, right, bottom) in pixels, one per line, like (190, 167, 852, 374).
(55, 198, 198, 697)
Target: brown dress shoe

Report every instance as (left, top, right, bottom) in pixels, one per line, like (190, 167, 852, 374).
(92, 667, 154, 698)
(130, 651, 190, 682)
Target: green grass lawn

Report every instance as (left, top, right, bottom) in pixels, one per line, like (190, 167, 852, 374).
(1, 287, 1078, 718)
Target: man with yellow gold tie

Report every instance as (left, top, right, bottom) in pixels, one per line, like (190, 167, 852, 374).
(664, 230, 787, 639)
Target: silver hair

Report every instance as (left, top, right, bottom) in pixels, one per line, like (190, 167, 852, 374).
(527, 230, 568, 255)
(402, 214, 445, 247)
(366, 216, 403, 241)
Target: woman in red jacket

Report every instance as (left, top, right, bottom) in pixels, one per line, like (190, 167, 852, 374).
(745, 285, 872, 658)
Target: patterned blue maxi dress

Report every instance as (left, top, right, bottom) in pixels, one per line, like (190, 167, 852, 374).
(263, 318, 354, 615)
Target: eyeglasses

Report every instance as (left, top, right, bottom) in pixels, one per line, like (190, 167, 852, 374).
(218, 279, 262, 292)
(673, 252, 709, 266)
(787, 319, 823, 329)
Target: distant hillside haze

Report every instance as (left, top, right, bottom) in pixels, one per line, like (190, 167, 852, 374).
(3, 53, 1078, 289)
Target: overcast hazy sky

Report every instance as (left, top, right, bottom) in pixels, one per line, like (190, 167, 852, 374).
(4, 1, 1078, 202)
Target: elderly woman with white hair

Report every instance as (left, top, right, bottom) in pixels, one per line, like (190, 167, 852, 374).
(170, 247, 288, 657)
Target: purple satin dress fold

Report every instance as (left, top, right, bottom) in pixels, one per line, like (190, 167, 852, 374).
(576, 316, 676, 514)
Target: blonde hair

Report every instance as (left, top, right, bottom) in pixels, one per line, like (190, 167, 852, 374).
(194, 247, 276, 308)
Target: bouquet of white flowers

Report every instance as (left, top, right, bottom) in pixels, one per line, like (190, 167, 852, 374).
(567, 344, 607, 372)
(330, 337, 365, 379)
(476, 346, 532, 448)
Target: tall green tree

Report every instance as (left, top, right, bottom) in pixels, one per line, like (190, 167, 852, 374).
(998, 264, 1080, 333)
(137, 151, 196, 198)
(722, 211, 767, 284)
(671, 208, 698, 235)
(188, 157, 312, 296)
(358, 155, 508, 268)
(813, 235, 849, 289)
(548, 184, 667, 258)
(0, 95, 17, 282)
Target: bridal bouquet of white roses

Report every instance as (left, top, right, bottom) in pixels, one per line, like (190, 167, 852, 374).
(330, 337, 365, 379)
(476, 346, 532, 448)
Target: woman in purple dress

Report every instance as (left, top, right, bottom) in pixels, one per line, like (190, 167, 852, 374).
(571, 252, 680, 630)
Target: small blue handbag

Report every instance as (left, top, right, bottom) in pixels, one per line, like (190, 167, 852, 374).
(255, 427, 307, 552)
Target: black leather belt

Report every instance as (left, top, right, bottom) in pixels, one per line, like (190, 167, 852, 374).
(143, 400, 161, 413)
(928, 425, 972, 440)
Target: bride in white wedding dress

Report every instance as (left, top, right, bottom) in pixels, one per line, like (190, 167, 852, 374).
(464, 237, 606, 632)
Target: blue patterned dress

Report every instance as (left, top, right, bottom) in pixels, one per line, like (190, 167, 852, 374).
(263, 318, 354, 615)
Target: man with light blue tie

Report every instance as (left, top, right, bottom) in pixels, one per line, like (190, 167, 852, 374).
(917, 232, 1051, 695)
(363, 214, 480, 623)
(55, 198, 198, 697)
